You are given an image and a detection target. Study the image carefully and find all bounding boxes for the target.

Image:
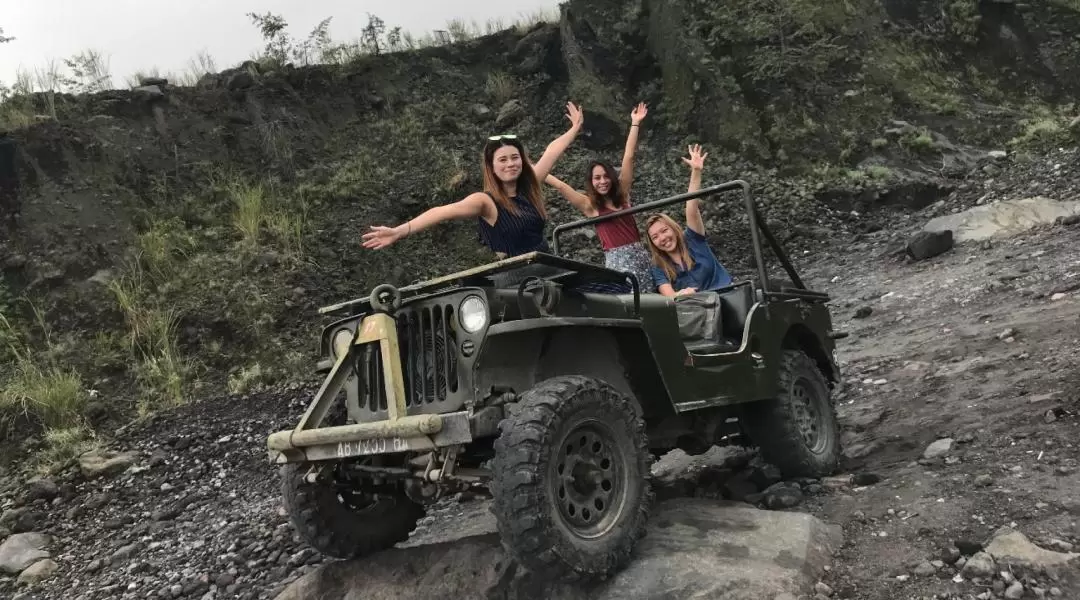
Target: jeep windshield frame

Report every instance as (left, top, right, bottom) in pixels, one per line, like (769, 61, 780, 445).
(319, 251, 643, 317)
(550, 179, 822, 302)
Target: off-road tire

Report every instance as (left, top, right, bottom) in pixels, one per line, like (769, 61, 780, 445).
(741, 349, 840, 478)
(281, 462, 424, 558)
(491, 375, 652, 581)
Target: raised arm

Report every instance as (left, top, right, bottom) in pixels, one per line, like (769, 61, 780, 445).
(618, 102, 647, 195)
(531, 101, 584, 182)
(544, 173, 596, 217)
(681, 144, 708, 236)
(361, 192, 493, 250)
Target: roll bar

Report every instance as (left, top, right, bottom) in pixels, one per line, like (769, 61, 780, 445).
(550, 179, 811, 295)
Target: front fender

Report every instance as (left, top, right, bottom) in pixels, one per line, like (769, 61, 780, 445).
(473, 320, 676, 419)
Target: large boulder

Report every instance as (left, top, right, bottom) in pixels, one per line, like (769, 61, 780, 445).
(274, 497, 841, 600)
(924, 197, 1080, 243)
(0, 532, 51, 575)
(984, 527, 1079, 577)
(78, 449, 137, 479)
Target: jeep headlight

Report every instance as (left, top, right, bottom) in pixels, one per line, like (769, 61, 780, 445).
(459, 295, 488, 333)
(331, 328, 354, 359)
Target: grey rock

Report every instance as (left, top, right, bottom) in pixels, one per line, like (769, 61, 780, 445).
(762, 483, 804, 510)
(134, 85, 165, 99)
(16, 558, 57, 585)
(274, 498, 842, 600)
(226, 70, 255, 91)
(922, 438, 954, 459)
(0, 532, 51, 575)
(495, 99, 527, 129)
(960, 551, 995, 577)
(912, 561, 936, 576)
(985, 528, 1078, 574)
(1004, 581, 1024, 599)
(23, 478, 59, 502)
(906, 230, 953, 261)
(79, 449, 137, 479)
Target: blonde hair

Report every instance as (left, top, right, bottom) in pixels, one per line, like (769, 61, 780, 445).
(645, 214, 694, 283)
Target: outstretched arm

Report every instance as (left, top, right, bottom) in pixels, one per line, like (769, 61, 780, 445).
(681, 144, 708, 236)
(531, 101, 584, 182)
(618, 102, 647, 196)
(361, 192, 492, 250)
(544, 173, 595, 217)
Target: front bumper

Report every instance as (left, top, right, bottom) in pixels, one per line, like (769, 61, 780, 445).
(265, 311, 475, 464)
(266, 411, 474, 464)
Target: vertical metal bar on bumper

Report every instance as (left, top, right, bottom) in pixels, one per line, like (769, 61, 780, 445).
(371, 312, 408, 420)
(292, 312, 407, 438)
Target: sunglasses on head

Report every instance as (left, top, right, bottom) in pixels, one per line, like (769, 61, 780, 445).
(487, 134, 518, 141)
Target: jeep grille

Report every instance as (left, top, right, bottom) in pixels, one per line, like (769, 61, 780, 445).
(361, 303, 459, 413)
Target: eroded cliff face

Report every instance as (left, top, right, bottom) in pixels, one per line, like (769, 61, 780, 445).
(559, 0, 1080, 162)
(0, 0, 1077, 447)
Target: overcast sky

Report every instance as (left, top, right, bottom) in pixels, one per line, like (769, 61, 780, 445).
(1, 0, 561, 87)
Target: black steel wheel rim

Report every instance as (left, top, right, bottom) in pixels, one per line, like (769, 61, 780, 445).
(550, 419, 627, 539)
(792, 376, 827, 453)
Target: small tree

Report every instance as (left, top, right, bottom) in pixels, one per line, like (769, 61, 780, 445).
(361, 13, 386, 55)
(59, 49, 113, 93)
(386, 26, 403, 52)
(0, 26, 12, 44)
(247, 12, 292, 65)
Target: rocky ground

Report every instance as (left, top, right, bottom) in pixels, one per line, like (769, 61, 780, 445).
(1, 149, 1079, 599)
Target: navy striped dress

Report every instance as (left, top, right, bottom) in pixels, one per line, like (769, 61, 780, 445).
(478, 193, 632, 295)
(477, 193, 551, 257)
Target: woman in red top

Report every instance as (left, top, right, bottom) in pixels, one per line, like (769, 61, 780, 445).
(544, 102, 656, 292)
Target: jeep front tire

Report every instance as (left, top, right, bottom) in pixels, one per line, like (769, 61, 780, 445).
(741, 349, 841, 478)
(491, 375, 652, 581)
(281, 461, 424, 558)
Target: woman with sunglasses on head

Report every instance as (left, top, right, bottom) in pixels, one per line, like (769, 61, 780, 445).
(361, 102, 584, 258)
(644, 144, 734, 298)
(542, 102, 656, 291)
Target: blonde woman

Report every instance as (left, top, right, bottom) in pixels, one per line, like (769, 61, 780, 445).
(644, 144, 733, 297)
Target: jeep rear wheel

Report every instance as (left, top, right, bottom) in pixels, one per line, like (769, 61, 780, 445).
(491, 375, 652, 581)
(281, 461, 424, 558)
(742, 349, 840, 478)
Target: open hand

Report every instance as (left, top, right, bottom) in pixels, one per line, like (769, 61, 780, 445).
(361, 225, 403, 250)
(681, 144, 708, 171)
(630, 102, 648, 125)
(565, 101, 584, 131)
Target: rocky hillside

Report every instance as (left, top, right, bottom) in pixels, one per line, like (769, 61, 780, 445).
(1, 0, 1079, 464)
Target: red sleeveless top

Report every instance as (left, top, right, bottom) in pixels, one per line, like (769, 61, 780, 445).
(595, 204, 641, 251)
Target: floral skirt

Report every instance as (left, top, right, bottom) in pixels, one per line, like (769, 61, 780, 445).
(604, 242, 656, 293)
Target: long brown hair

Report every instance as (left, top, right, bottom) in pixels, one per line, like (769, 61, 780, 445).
(644, 214, 694, 283)
(482, 138, 545, 218)
(584, 161, 627, 212)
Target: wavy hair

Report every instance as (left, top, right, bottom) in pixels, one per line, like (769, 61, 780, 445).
(584, 160, 627, 212)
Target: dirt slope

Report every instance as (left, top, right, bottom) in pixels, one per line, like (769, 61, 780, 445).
(1, 180, 1077, 599)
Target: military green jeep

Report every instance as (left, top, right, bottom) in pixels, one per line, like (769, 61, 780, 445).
(265, 180, 843, 581)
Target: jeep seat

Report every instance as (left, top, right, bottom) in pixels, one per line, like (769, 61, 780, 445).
(673, 292, 738, 354)
(715, 281, 754, 340)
